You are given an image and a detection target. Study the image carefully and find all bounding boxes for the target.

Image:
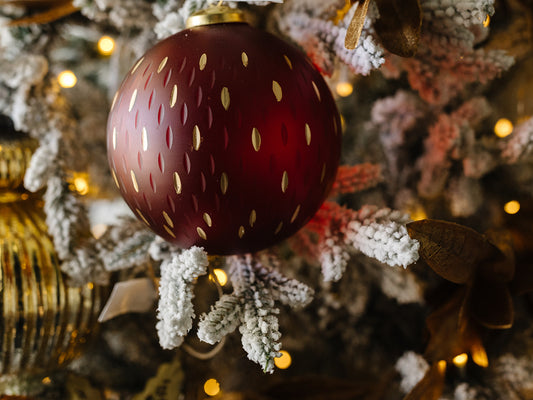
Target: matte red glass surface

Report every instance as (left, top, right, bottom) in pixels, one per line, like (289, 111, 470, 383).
(107, 22, 341, 255)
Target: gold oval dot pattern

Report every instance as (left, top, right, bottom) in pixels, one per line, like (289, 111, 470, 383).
(142, 127, 148, 151)
(131, 57, 144, 75)
(220, 172, 228, 195)
(157, 57, 168, 73)
(252, 127, 261, 152)
(281, 171, 289, 193)
(199, 53, 207, 70)
(111, 169, 119, 188)
(173, 171, 182, 194)
(312, 81, 321, 101)
(241, 52, 248, 67)
(221, 87, 230, 110)
(170, 85, 178, 108)
(290, 205, 301, 223)
(136, 208, 150, 226)
(283, 55, 292, 70)
(129, 89, 137, 112)
(112, 127, 117, 149)
(249, 209, 256, 227)
(162, 211, 174, 228)
(272, 81, 282, 102)
(238, 226, 245, 238)
(193, 125, 201, 151)
(275, 221, 283, 235)
(130, 170, 139, 192)
(305, 123, 311, 146)
(197, 227, 207, 240)
(203, 212, 212, 227)
(164, 225, 176, 238)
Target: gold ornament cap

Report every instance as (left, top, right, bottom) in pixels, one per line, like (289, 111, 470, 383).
(0, 116, 37, 190)
(186, 5, 246, 28)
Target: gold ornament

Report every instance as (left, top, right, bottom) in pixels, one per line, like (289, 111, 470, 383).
(0, 120, 102, 379)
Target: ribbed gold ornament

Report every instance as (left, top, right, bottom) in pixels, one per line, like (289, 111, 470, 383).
(0, 119, 102, 377)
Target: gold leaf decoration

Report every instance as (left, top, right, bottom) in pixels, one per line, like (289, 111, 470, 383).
(344, 0, 371, 50)
(373, 0, 422, 57)
(406, 219, 492, 284)
(6, 0, 78, 25)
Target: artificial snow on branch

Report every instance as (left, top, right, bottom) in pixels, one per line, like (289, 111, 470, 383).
(386, 0, 514, 105)
(275, 0, 384, 75)
(156, 246, 209, 349)
(304, 202, 419, 282)
(198, 254, 313, 372)
(501, 117, 533, 164)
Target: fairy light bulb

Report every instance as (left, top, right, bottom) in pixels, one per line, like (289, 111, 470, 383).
(504, 200, 520, 215)
(98, 35, 115, 56)
(336, 82, 353, 97)
(58, 70, 77, 88)
(204, 378, 220, 396)
(453, 353, 468, 368)
(274, 350, 292, 369)
(212, 268, 228, 286)
(72, 173, 89, 195)
(494, 118, 513, 138)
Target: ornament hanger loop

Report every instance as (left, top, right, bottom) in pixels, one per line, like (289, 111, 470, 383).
(186, 4, 246, 28)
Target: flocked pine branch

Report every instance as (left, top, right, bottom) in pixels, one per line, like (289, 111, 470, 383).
(198, 254, 313, 372)
(501, 117, 533, 164)
(417, 97, 491, 198)
(197, 294, 243, 345)
(156, 246, 209, 349)
(329, 163, 382, 197)
(275, 0, 384, 75)
(304, 202, 419, 282)
(385, 0, 513, 105)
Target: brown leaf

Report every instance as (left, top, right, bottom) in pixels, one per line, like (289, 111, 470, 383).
(373, 0, 422, 57)
(403, 361, 446, 400)
(480, 229, 515, 283)
(344, 0, 371, 50)
(425, 288, 479, 363)
(7, 1, 78, 25)
(469, 276, 514, 329)
(406, 220, 492, 284)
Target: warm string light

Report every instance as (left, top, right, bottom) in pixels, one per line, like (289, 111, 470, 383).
(504, 200, 520, 215)
(274, 350, 292, 369)
(336, 82, 353, 97)
(452, 353, 468, 368)
(212, 268, 228, 286)
(58, 70, 77, 88)
(494, 118, 514, 138)
(71, 173, 90, 195)
(203, 378, 220, 396)
(98, 35, 115, 56)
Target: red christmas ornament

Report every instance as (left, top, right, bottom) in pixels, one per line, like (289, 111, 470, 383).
(107, 7, 341, 255)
